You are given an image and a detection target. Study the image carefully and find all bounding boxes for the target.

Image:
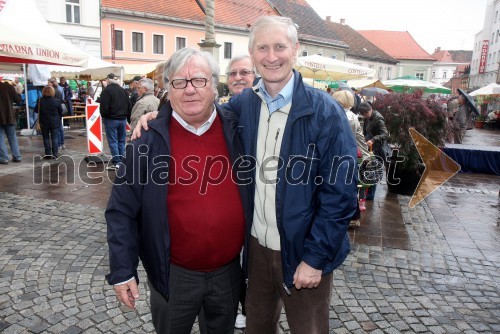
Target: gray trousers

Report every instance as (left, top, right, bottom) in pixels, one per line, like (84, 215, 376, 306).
(149, 257, 240, 334)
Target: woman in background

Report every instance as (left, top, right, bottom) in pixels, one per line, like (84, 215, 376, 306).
(36, 86, 62, 159)
(333, 90, 371, 228)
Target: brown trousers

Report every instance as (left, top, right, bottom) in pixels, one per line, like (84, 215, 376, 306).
(245, 237, 333, 334)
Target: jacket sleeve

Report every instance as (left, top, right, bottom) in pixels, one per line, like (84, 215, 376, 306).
(301, 98, 358, 270)
(372, 114, 389, 144)
(105, 140, 146, 285)
(99, 89, 110, 115)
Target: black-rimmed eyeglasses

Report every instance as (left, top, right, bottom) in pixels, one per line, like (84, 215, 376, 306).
(171, 78, 208, 89)
(227, 70, 255, 77)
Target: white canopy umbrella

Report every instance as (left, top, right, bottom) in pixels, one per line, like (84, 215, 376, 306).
(0, 0, 89, 67)
(48, 55, 123, 80)
(469, 82, 500, 96)
(294, 55, 376, 82)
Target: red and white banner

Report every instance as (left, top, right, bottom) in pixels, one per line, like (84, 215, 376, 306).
(479, 40, 489, 74)
(86, 101, 103, 155)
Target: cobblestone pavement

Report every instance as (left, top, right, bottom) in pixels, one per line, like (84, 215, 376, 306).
(0, 129, 499, 333)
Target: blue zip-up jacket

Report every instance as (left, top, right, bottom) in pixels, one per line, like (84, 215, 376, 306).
(105, 101, 252, 300)
(224, 70, 358, 288)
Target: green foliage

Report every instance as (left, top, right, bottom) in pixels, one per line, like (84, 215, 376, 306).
(372, 91, 451, 171)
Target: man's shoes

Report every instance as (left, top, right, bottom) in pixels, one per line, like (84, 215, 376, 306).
(0, 160, 8, 165)
(349, 220, 361, 228)
(106, 164, 118, 171)
(60, 145, 66, 149)
(12, 158, 21, 163)
(235, 314, 246, 329)
(42, 155, 52, 160)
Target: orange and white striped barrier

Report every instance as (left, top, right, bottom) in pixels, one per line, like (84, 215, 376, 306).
(85, 99, 103, 155)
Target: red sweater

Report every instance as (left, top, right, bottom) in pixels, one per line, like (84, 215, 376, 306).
(167, 115, 245, 271)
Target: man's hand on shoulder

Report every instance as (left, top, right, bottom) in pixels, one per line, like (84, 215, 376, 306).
(131, 111, 159, 140)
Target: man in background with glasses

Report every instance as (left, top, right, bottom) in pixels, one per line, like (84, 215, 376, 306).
(219, 55, 256, 104)
(105, 47, 250, 334)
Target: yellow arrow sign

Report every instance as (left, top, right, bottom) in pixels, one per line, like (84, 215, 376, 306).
(408, 128, 461, 208)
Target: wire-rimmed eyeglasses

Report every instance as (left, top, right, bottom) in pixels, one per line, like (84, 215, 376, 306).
(171, 78, 208, 89)
(227, 70, 255, 77)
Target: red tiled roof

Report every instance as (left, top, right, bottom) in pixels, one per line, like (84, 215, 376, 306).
(102, 0, 205, 22)
(101, 0, 278, 30)
(358, 30, 435, 61)
(325, 21, 398, 64)
(431, 50, 472, 63)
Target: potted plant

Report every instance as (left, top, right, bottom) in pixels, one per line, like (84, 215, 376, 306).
(371, 91, 451, 195)
(474, 114, 486, 128)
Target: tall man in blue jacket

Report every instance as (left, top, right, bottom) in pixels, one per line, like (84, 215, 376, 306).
(105, 48, 250, 334)
(132, 16, 358, 334)
(224, 16, 358, 334)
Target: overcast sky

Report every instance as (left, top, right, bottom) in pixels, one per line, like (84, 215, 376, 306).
(306, 0, 488, 54)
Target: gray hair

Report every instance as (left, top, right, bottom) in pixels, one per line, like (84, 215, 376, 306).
(248, 16, 299, 50)
(164, 47, 219, 95)
(139, 78, 154, 92)
(225, 54, 253, 74)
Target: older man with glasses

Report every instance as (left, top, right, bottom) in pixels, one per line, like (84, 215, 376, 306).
(105, 47, 250, 334)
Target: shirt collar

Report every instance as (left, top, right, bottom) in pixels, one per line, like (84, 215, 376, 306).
(256, 72, 294, 114)
(171, 106, 217, 136)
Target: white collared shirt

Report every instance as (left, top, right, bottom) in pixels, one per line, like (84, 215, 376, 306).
(171, 107, 217, 136)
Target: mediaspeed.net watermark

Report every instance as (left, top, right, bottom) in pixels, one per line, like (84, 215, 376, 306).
(31, 147, 408, 194)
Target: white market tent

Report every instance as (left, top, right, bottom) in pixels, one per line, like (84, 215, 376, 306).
(346, 79, 388, 90)
(121, 63, 160, 80)
(469, 82, 500, 96)
(0, 0, 89, 68)
(0, 0, 92, 130)
(294, 55, 376, 82)
(48, 55, 123, 80)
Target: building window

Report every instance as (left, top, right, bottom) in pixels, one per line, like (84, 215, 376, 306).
(387, 67, 391, 80)
(492, 33, 495, 44)
(443, 71, 447, 79)
(415, 72, 424, 80)
(497, 31, 499, 43)
(65, 0, 80, 24)
(302, 50, 308, 56)
(331, 54, 336, 59)
(317, 52, 323, 56)
(153, 34, 164, 54)
(114, 30, 123, 51)
(378, 67, 383, 80)
(224, 42, 232, 59)
(132, 32, 144, 52)
(432, 71, 436, 78)
(176, 37, 186, 51)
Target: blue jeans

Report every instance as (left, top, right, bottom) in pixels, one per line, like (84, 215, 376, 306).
(0, 124, 21, 162)
(30, 107, 38, 128)
(58, 125, 65, 146)
(103, 118, 126, 164)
